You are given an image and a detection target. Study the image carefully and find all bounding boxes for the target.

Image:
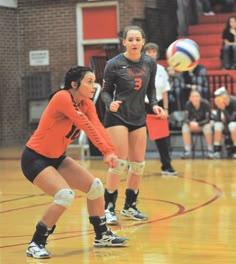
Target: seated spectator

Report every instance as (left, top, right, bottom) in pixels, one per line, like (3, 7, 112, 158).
(221, 15, 236, 70)
(213, 87, 236, 158)
(182, 90, 214, 159)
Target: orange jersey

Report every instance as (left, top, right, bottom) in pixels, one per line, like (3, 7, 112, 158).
(27, 90, 116, 158)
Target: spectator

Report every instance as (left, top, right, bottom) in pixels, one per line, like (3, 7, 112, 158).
(212, 0, 235, 13)
(143, 42, 178, 176)
(182, 90, 214, 159)
(166, 66, 184, 111)
(221, 15, 236, 70)
(181, 63, 209, 107)
(168, 63, 209, 111)
(213, 87, 236, 158)
(199, 0, 215, 15)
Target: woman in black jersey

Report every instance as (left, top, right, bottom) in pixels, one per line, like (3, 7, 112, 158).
(101, 25, 165, 224)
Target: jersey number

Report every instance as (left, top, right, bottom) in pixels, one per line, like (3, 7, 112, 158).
(134, 78, 142, 90)
(66, 125, 80, 140)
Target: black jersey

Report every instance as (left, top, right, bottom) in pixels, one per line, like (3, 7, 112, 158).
(101, 53, 158, 126)
(215, 95, 236, 123)
(184, 99, 211, 126)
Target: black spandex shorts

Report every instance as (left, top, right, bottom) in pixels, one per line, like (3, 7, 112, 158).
(103, 112, 145, 132)
(21, 147, 66, 183)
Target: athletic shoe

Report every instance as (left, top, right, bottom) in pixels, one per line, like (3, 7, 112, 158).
(121, 207, 148, 221)
(214, 152, 221, 159)
(232, 153, 236, 159)
(94, 230, 128, 247)
(181, 151, 192, 159)
(207, 151, 214, 159)
(105, 209, 119, 225)
(26, 242, 51, 259)
(161, 167, 178, 176)
(203, 11, 215, 16)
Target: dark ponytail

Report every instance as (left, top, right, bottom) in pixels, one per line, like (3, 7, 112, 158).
(49, 66, 93, 101)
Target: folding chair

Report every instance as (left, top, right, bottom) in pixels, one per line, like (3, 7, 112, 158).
(191, 132, 205, 159)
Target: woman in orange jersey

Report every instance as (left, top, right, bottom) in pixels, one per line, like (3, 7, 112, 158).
(21, 66, 127, 259)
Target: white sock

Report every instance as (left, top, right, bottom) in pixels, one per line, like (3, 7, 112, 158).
(208, 145, 213, 151)
(185, 145, 191, 152)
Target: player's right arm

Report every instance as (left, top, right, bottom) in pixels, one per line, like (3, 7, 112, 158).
(52, 91, 116, 157)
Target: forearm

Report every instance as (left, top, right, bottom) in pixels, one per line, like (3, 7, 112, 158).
(162, 92, 168, 109)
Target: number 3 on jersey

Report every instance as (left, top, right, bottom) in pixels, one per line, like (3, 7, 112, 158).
(134, 77, 142, 90)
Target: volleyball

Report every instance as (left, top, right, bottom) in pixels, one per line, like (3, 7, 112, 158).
(166, 38, 200, 72)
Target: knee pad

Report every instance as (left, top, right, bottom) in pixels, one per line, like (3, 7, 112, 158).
(128, 161, 145, 176)
(228, 122, 236, 132)
(108, 159, 128, 175)
(214, 121, 224, 132)
(87, 178, 104, 200)
(203, 123, 212, 134)
(182, 123, 190, 133)
(54, 188, 75, 208)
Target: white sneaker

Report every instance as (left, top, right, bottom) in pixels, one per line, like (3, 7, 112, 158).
(121, 207, 148, 221)
(161, 167, 178, 176)
(94, 230, 128, 247)
(105, 209, 119, 225)
(214, 152, 221, 159)
(26, 242, 51, 259)
(207, 151, 214, 159)
(181, 151, 192, 159)
(203, 11, 215, 16)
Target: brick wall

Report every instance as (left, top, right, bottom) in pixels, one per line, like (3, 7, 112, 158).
(0, 7, 23, 146)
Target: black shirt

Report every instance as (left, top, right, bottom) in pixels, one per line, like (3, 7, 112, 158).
(101, 53, 158, 126)
(184, 99, 211, 126)
(215, 95, 236, 123)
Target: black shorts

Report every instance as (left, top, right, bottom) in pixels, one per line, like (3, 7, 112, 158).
(21, 147, 66, 183)
(103, 112, 145, 132)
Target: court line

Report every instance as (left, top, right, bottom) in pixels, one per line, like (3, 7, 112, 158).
(0, 175, 223, 248)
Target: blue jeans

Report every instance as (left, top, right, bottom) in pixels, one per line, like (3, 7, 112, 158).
(222, 45, 236, 69)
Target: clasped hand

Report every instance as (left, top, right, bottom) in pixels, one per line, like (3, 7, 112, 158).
(104, 153, 118, 168)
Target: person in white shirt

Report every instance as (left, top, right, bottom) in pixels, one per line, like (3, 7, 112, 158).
(144, 42, 178, 175)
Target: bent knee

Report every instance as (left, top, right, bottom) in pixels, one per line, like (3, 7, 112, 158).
(109, 159, 128, 175)
(128, 161, 145, 175)
(228, 122, 236, 132)
(87, 178, 104, 200)
(54, 188, 75, 208)
(214, 122, 224, 132)
(203, 124, 212, 134)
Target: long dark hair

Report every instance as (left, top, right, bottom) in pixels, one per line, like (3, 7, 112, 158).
(49, 66, 93, 101)
(224, 15, 236, 31)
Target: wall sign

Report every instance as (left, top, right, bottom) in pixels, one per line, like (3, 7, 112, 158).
(29, 50, 49, 66)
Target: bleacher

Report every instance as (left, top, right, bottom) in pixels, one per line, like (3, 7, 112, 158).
(159, 10, 236, 95)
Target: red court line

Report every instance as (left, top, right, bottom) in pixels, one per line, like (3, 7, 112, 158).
(0, 175, 223, 248)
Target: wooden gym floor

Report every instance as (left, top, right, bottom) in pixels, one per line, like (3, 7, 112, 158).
(0, 146, 236, 264)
